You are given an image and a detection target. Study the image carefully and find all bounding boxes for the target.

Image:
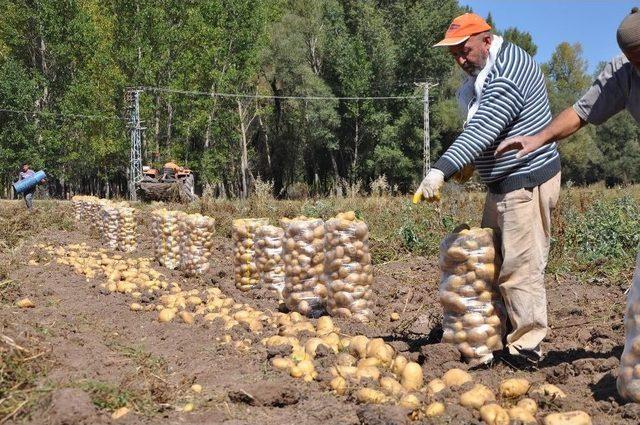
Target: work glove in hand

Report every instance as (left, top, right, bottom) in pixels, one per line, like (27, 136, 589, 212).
(414, 169, 444, 203)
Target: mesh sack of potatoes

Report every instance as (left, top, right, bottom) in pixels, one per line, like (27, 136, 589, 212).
(179, 213, 216, 276)
(323, 211, 374, 322)
(116, 205, 137, 252)
(151, 209, 185, 270)
(99, 202, 120, 249)
(439, 224, 505, 364)
(77, 196, 95, 222)
(72, 196, 84, 221)
(618, 252, 640, 401)
(95, 200, 110, 243)
(84, 197, 97, 225)
(281, 216, 326, 317)
(88, 199, 108, 234)
(232, 218, 269, 291)
(255, 224, 286, 299)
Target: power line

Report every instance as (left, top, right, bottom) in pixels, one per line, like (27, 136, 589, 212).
(141, 86, 422, 101)
(0, 107, 124, 121)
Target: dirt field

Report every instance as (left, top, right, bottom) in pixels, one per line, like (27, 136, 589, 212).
(1, 199, 638, 424)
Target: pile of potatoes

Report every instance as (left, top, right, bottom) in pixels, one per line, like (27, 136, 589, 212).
(179, 213, 216, 276)
(151, 209, 185, 270)
(618, 263, 640, 402)
(323, 211, 374, 322)
(232, 218, 269, 291)
(255, 224, 286, 299)
(439, 225, 504, 363)
(265, 318, 590, 425)
(281, 217, 326, 317)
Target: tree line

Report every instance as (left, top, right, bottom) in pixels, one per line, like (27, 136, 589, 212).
(0, 0, 637, 200)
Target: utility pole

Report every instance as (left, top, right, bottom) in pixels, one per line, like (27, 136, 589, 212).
(125, 88, 145, 201)
(415, 82, 438, 177)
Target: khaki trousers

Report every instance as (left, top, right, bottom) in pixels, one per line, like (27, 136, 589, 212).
(481, 172, 561, 355)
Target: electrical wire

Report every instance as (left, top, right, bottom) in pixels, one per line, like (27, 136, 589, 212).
(141, 86, 422, 101)
(0, 108, 124, 121)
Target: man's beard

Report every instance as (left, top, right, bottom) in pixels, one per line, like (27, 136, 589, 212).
(468, 66, 482, 76)
(465, 54, 488, 77)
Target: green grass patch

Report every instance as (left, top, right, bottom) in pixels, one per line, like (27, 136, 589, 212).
(74, 379, 149, 411)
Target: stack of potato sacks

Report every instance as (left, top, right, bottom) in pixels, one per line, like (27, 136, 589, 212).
(618, 254, 640, 401)
(255, 225, 286, 299)
(81, 197, 99, 223)
(71, 196, 99, 228)
(232, 218, 269, 291)
(99, 202, 121, 249)
(439, 225, 504, 364)
(97, 201, 137, 252)
(71, 195, 89, 221)
(323, 211, 374, 322)
(179, 213, 216, 276)
(116, 205, 137, 252)
(281, 217, 326, 317)
(151, 209, 185, 270)
(88, 199, 109, 234)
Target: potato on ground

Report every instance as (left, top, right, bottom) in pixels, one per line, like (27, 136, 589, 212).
(459, 384, 495, 409)
(533, 383, 567, 399)
(442, 368, 472, 387)
(508, 406, 536, 424)
(499, 378, 530, 398)
(425, 402, 445, 417)
(401, 362, 424, 391)
(480, 404, 510, 425)
(355, 388, 387, 404)
(543, 411, 592, 425)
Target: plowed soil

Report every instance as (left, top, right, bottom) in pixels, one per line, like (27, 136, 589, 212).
(0, 200, 635, 425)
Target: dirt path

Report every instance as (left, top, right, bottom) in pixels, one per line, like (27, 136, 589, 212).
(1, 208, 638, 425)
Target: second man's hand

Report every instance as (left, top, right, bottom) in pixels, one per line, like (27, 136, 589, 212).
(494, 134, 545, 158)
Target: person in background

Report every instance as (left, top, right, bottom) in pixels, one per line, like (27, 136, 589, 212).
(18, 162, 36, 210)
(161, 160, 179, 182)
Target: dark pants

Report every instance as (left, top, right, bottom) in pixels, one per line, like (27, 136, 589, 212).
(24, 189, 35, 210)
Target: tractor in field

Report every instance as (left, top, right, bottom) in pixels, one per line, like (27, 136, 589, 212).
(136, 161, 197, 203)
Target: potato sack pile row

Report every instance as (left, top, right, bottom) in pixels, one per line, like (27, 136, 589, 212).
(72, 196, 137, 252)
(150, 209, 216, 275)
(232, 212, 373, 321)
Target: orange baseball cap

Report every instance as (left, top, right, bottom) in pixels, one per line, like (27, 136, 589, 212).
(434, 13, 492, 47)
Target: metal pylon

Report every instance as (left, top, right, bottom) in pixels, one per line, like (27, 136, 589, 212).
(126, 88, 145, 201)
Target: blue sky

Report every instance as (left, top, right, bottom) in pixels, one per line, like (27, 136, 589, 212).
(461, 0, 637, 74)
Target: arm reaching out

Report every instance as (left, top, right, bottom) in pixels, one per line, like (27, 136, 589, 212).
(495, 107, 587, 158)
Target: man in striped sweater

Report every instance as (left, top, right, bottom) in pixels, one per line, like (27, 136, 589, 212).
(417, 13, 561, 363)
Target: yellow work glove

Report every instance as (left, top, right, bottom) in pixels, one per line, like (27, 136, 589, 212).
(412, 169, 444, 204)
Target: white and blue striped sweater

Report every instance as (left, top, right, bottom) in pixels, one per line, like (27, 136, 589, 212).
(433, 42, 560, 194)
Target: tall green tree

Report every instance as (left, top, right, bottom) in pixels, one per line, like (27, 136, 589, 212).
(502, 27, 537, 56)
